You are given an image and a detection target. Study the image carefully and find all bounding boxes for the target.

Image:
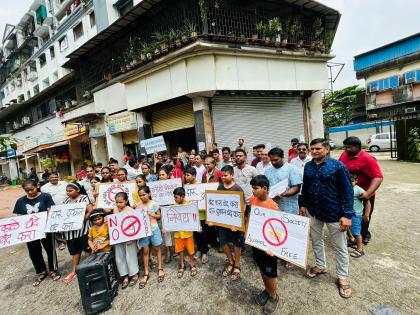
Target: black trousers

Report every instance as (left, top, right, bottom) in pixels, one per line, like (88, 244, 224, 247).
(194, 220, 209, 254)
(361, 196, 375, 241)
(26, 233, 58, 274)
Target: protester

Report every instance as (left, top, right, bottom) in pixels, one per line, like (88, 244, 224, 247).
(290, 143, 312, 176)
(13, 180, 60, 286)
(187, 154, 196, 168)
(122, 151, 133, 165)
(249, 175, 280, 314)
(108, 159, 120, 179)
(124, 159, 142, 181)
(300, 138, 353, 298)
(202, 156, 222, 183)
(251, 144, 265, 167)
(177, 146, 188, 165)
(41, 168, 51, 183)
(256, 148, 271, 175)
(132, 174, 147, 207)
(79, 166, 96, 202)
(115, 168, 129, 183)
(219, 147, 233, 169)
(94, 163, 103, 178)
(212, 149, 222, 167)
(236, 138, 248, 154)
(137, 186, 165, 288)
(89, 176, 101, 204)
(339, 136, 383, 245)
(173, 187, 197, 278)
(88, 209, 111, 253)
(76, 166, 87, 180)
(193, 154, 206, 182)
(171, 158, 184, 182)
(62, 182, 93, 284)
(288, 138, 299, 160)
(141, 163, 157, 182)
(28, 167, 39, 183)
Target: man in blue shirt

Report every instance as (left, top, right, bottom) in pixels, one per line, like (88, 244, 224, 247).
(300, 138, 353, 299)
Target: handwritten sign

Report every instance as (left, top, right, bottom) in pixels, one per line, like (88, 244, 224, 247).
(107, 209, 152, 245)
(161, 204, 200, 232)
(245, 206, 310, 268)
(268, 179, 288, 198)
(185, 183, 219, 210)
(45, 203, 86, 232)
(147, 178, 182, 206)
(0, 212, 48, 249)
(96, 182, 137, 208)
(140, 136, 167, 154)
(205, 190, 245, 231)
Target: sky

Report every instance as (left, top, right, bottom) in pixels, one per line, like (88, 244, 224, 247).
(1, 0, 420, 90)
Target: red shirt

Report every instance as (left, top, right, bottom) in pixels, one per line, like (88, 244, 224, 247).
(339, 150, 383, 193)
(288, 147, 295, 156)
(251, 157, 260, 167)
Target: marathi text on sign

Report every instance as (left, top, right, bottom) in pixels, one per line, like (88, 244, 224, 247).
(45, 203, 86, 233)
(147, 178, 182, 206)
(161, 204, 200, 232)
(185, 183, 219, 210)
(140, 136, 167, 154)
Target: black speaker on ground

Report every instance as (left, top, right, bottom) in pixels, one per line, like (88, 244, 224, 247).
(76, 251, 119, 314)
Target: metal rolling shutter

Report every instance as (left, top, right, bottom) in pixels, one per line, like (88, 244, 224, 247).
(211, 95, 305, 155)
(152, 102, 195, 134)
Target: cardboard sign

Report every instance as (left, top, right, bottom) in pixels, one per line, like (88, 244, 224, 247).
(205, 190, 245, 231)
(45, 203, 86, 232)
(161, 204, 200, 232)
(185, 183, 219, 210)
(0, 212, 48, 249)
(140, 136, 167, 154)
(96, 182, 137, 208)
(245, 206, 310, 268)
(107, 209, 152, 245)
(147, 178, 182, 206)
(268, 179, 288, 198)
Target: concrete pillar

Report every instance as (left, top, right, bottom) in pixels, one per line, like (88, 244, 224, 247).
(136, 112, 152, 155)
(105, 131, 124, 166)
(90, 137, 108, 165)
(191, 96, 214, 153)
(306, 91, 324, 140)
(8, 158, 19, 180)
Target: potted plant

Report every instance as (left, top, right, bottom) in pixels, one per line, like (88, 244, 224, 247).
(185, 20, 198, 40)
(312, 17, 323, 49)
(256, 21, 266, 43)
(280, 19, 290, 47)
(290, 19, 303, 47)
(324, 30, 334, 54)
(141, 43, 154, 61)
(268, 17, 282, 46)
(174, 29, 183, 47)
(153, 32, 169, 53)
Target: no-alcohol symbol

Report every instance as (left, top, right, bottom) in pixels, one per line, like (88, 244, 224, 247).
(262, 218, 288, 246)
(121, 215, 141, 237)
(107, 186, 126, 203)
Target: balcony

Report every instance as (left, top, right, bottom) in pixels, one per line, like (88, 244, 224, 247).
(34, 24, 50, 37)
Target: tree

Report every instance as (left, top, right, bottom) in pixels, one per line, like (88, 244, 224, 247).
(0, 134, 18, 152)
(323, 85, 365, 128)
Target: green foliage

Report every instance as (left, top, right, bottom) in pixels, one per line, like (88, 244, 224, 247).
(153, 32, 169, 43)
(323, 85, 365, 128)
(313, 17, 324, 42)
(407, 127, 420, 162)
(325, 30, 334, 53)
(289, 19, 302, 39)
(267, 17, 282, 36)
(256, 21, 267, 36)
(0, 134, 17, 151)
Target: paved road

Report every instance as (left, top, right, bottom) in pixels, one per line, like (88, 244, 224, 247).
(0, 155, 419, 315)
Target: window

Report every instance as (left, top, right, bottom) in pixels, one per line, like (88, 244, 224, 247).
(369, 75, 399, 93)
(39, 53, 46, 67)
(89, 11, 96, 28)
(73, 22, 84, 41)
(36, 5, 47, 25)
(49, 46, 55, 59)
(59, 36, 68, 52)
(376, 134, 389, 140)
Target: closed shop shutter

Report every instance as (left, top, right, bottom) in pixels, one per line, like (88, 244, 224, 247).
(122, 130, 139, 144)
(152, 102, 194, 134)
(211, 95, 305, 156)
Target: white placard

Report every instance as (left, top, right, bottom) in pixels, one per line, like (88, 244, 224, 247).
(245, 206, 310, 268)
(205, 190, 245, 231)
(185, 183, 219, 210)
(147, 178, 182, 206)
(140, 136, 167, 154)
(107, 208, 152, 245)
(268, 179, 288, 198)
(161, 204, 200, 232)
(96, 182, 137, 208)
(45, 203, 86, 232)
(0, 212, 48, 249)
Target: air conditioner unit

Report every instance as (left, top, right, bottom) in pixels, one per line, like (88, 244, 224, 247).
(405, 76, 416, 84)
(370, 85, 378, 92)
(405, 107, 416, 114)
(22, 116, 31, 125)
(12, 121, 22, 129)
(27, 72, 38, 82)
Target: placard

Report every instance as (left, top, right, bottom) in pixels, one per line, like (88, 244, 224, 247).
(205, 190, 245, 231)
(96, 182, 137, 208)
(185, 183, 219, 210)
(161, 204, 200, 232)
(268, 179, 288, 198)
(45, 203, 86, 232)
(140, 136, 167, 154)
(0, 212, 48, 249)
(107, 208, 152, 245)
(147, 178, 182, 206)
(245, 206, 310, 268)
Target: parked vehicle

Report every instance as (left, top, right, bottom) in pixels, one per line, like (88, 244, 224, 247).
(328, 140, 336, 149)
(0, 174, 11, 185)
(367, 132, 396, 152)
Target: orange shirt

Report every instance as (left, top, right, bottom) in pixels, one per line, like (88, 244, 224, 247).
(249, 195, 280, 211)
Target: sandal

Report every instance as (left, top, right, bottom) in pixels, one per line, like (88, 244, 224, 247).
(201, 253, 209, 264)
(158, 268, 165, 283)
(164, 256, 172, 264)
(350, 249, 365, 258)
(305, 266, 327, 279)
(49, 271, 61, 281)
(138, 274, 149, 289)
(222, 263, 234, 277)
(190, 265, 197, 277)
(285, 262, 295, 270)
(32, 271, 48, 287)
(230, 266, 241, 281)
(121, 277, 129, 290)
(129, 274, 139, 286)
(63, 272, 77, 284)
(336, 279, 352, 298)
(177, 266, 185, 278)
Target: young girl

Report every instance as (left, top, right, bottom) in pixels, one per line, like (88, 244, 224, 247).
(141, 163, 157, 182)
(115, 168, 129, 183)
(132, 174, 147, 208)
(94, 167, 113, 200)
(62, 182, 93, 284)
(113, 192, 139, 289)
(88, 209, 111, 253)
(137, 186, 165, 288)
(12, 180, 61, 286)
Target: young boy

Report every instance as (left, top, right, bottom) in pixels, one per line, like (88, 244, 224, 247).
(173, 187, 197, 278)
(348, 174, 371, 258)
(249, 175, 280, 314)
(215, 165, 245, 281)
(185, 167, 210, 264)
(88, 209, 111, 253)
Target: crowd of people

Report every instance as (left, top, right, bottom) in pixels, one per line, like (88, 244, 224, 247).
(10, 136, 383, 314)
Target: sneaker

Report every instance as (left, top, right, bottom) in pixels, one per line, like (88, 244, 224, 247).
(263, 294, 279, 314)
(255, 290, 269, 306)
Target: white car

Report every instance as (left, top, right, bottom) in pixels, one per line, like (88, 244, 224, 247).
(367, 132, 396, 152)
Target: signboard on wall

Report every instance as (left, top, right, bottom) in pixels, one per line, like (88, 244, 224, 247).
(107, 112, 138, 134)
(89, 120, 106, 138)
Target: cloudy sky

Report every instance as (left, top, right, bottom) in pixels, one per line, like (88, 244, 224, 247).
(1, 0, 419, 90)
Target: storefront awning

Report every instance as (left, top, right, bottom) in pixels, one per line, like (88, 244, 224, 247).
(22, 134, 84, 155)
(20, 154, 37, 161)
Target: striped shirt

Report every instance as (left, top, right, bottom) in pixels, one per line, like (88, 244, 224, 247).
(63, 195, 91, 240)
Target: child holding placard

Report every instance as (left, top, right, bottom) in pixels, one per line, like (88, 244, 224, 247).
(88, 209, 111, 253)
(249, 175, 280, 314)
(137, 186, 165, 288)
(173, 187, 197, 278)
(113, 192, 139, 289)
(132, 174, 147, 208)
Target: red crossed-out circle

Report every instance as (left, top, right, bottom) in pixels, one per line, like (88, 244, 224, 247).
(121, 215, 141, 237)
(107, 186, 126, 203)
(262, 218, 288, 246)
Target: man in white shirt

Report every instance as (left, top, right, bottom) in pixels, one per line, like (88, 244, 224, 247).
(78, 166, 97, 201)
(290, 143, 312, 176)
(256, 148, 271, 175)
(124, 159, 142, 181)
(233, 148, 258, 207)
(194, 154, 206, 183)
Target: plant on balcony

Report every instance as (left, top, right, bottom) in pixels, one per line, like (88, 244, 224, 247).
(186, 20, 198, 40)
(280, 18, 290, 47)
(290, 19, 303, 47)
(153, 32, 169, 53)
(324, 30, 334, 54)
(128, 36, 140, 66)
(256, 21, 266, 42)
(267, 17, 282, 45)
(142, 42, 155, 61)
(312, 17, 324, 49)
